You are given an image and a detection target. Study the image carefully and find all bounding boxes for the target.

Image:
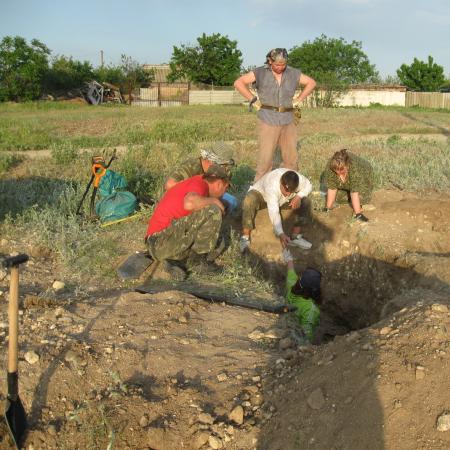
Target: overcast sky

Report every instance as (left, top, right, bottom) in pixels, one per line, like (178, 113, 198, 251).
(1, 0, 449, 78)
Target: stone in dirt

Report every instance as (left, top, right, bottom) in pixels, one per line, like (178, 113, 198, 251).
(415, 366, 426, 380)
(198, 412, 214, 425)
(24, 350, 40, 365)
(139, 415, 149, 428)
(436, 412, 450, 432)
(52, 280, 65, 291)
(431, 303, 449, 313)
(229, 405, 244, 425)
(379, 326, 392, 335)
(217, 372, 228, 382)
(279, 337, 294, 350)
(307, 388, 325, 410)
(193, 431, 209, 448)
(208, 435, 223, 449)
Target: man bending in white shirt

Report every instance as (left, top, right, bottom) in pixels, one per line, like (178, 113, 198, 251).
(240, 168, 312, 252)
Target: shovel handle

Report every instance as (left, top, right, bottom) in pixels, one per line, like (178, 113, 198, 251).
(8, 266, 20, 373)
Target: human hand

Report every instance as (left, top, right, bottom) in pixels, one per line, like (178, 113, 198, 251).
(249, 96, 261, 112)
(290, 195, 302, 209)
(279, 233, 291, 248)
(281, 248, 294, 264)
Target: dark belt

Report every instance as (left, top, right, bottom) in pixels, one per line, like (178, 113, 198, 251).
(261, 105, 294, 112)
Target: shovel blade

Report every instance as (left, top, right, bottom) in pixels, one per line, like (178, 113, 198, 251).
(4, 396, 27, 449)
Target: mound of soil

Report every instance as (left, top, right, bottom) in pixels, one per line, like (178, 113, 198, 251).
(0, 189, 449, 449)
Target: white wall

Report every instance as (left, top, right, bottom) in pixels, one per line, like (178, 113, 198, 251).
(337, 90, 406, 107)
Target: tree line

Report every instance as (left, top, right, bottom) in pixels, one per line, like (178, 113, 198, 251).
(0, 33, 448, 103)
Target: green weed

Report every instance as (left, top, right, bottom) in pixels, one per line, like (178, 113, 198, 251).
(0, 153, 22, 174)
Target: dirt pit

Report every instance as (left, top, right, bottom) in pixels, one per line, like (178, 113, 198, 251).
(0, 189, 449, 450)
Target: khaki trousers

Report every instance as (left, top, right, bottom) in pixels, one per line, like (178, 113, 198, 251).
(255, 120, 298, 181)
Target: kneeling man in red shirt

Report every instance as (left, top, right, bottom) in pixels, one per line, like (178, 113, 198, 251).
(145, 165, 230, 280)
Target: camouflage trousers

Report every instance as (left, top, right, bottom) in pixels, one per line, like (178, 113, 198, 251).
(242, 189, 310, 231)
(146, 205, 222, 261)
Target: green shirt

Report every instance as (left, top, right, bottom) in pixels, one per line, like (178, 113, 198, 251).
(326, 152, 373, 194)
(170, 157, 204, 182)
(286, 268, 320, 341)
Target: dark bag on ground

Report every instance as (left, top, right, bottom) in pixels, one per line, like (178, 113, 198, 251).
(95, 170, 137, 223)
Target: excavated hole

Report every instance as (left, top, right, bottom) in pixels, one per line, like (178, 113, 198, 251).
(259, 249, 425, 343)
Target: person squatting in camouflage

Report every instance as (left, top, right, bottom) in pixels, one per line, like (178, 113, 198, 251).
(145, 165, 230, 280)
(321, 149, 374, 222)
(164, 141, 237, 213)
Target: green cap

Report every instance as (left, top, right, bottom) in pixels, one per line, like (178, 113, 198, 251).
(203, 164, 232, 183)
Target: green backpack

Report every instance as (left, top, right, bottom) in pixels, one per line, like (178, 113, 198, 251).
(95, 170, 137, 223)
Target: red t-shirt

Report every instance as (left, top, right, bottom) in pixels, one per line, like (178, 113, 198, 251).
(145, 175, 209, 238)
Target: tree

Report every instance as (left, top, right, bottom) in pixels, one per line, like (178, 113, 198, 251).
(92, 64, 125, 86)
(120, 54, 153, 104)
(0, 35, 50, 101)
(289, 35, 378, 106)
(45, 55, 94, 92)
(396, 56, 445, 92)
(168, 33, 242, 86)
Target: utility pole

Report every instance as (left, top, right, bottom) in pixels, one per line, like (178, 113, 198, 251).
(100, 50, 104, 67)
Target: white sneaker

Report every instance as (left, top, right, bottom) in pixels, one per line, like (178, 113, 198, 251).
(289, 234, 312, 250)
(239, 236, 250, 253)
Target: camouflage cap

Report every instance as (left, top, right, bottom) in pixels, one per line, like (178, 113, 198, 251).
(200, 141, 235, 166)
(203, 164, 232, 183)
(266, 48, 288, 63)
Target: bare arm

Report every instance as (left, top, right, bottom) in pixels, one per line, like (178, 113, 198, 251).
(294, 74, 316, 103)
(234, 71, 257, 101)
(350, 192, 362, 215)
(326, 189, 337, 209)
(184, 192, 225, 214)
(165, 178, 178, 191)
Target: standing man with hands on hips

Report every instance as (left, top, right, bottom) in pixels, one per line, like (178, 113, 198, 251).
(234, 48, 316, 182)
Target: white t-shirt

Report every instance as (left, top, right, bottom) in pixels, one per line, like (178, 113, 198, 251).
(250, 168, 312, 236)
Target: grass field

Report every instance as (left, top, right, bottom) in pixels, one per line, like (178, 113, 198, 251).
(0, 102, 449, 285)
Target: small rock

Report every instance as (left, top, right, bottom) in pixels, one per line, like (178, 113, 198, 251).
(362, 343, 373, 351)
(198, 412, 214, 425)
(379, 326, 392, 335)
(252, 375, 261, 382)
(24, 350, 40, 365)
(307, 388, 325, 410)
(54, 307, 65, 318)
(415, 366, 426, 380)
(139, 415, 149, 428)
(52, 281, 65, 291)
(0, 322, 7, 329)
(342, 240, 350, 248)
(436, 412, 450, 432)
(193, 432, 209, 449)
(284, 349, 297, 360)
(346, 331, 361, 343)
(229, 405, 244, 425)
(279, 337, 294, 350)
(208, 435, 223, 449)
(47, 424, 57, 436)
(431, 304, 449, 313)
(217, 372, 228, 382)
(178, 315, 188, 324)
(248, 329, 265, 340)
(264, 328, 284, 339)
